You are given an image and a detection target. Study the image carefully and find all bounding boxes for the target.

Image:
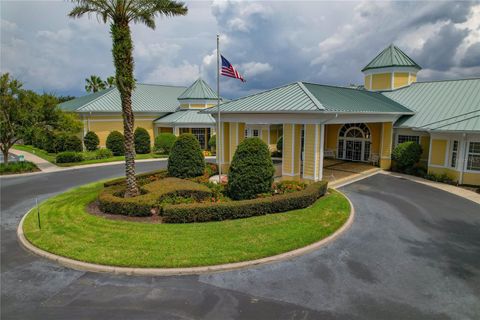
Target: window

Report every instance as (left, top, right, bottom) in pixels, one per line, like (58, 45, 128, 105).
(450, 140, 458, 168)
(253, 129, 259, 137)
(245, 128, 260, 138)
(191, 128, 206, 149)
(397, 135, 420, 145)
(467, 142, 480, 171)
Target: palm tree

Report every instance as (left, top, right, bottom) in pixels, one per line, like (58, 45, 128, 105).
(70, 0, 188, 197)
(85, 75, 106, 92)
(105, 76, 116, 88)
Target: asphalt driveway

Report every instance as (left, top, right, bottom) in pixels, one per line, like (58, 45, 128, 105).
(1, 164, 479, 319)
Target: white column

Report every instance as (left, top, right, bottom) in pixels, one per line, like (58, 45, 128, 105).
(319, 124, 325, 181)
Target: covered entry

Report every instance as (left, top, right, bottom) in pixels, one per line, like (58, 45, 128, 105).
(337, 123, 372, 162)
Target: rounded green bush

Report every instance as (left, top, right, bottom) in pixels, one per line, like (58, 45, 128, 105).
(134, 127, 151, 154)
(392, 141, 423, 171)
(54, 133, 68, 152)
(84, 131, 99, 151)
(168, 133, 205, 178)
(208, 134, 216, 151)
(106, 131, 125, 156)
(42, 131, 57, 153)
(276, 136, 283, 153)
(95, 148, 113, 159)
(154, 133, 176, 154)
(56, 151, 84, 163)
(64, 135, 83, 152)
(227, 137, 275, 200)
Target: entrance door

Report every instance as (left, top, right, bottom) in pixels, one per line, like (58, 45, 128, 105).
(337, 123, 371, 162)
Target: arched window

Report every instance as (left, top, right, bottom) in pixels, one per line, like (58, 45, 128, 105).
(337, 123, 371, 161)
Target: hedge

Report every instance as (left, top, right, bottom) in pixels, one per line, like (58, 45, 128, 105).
(392, 141, 423, 171)
(56, 151, 84, 163)
(98, 177, 212, 216)
(103, 169, 168, 187)
(163, 180, 328, 223)
(134, 127, 151, 154)
(168, 133, 205, 178)
(106, 131, 125, 156)
(64, 135, 83, 152)
(84, 131, 100, 151)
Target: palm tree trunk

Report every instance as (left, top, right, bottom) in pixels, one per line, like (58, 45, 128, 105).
(111, 22, 139, 197)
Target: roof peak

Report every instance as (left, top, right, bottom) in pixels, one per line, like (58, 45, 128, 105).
(178, 78, 219, 100)
(362, 44, 421, 72)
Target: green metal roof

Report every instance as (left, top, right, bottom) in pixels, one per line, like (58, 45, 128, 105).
(362, 44, 421, 72)
(383, 78, 480, 132)
(178, 78, 218, 101)
(204, 82, 413, 114)
(59, 84, 187, 113)
(154, 109, 215, 125)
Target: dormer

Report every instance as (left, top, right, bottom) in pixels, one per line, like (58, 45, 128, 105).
(362, 44, 421, 91)
(177, 78, 219, 109)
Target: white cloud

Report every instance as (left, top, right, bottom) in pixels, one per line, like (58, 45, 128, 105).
(241, 62, 272, 77)
(143, 62, 200, 86)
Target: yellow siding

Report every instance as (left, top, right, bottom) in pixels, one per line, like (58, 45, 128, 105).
(158, 127, 173, 134)
(420, 136, 430, 160)
(325, 124, 341, 151)
(238, 123, 245, 145)
(293, 124, 302, 175)
(87, 116, 154, 147)
(222, 122, 230, 165)
(371, 73, 392, 90)
(364, 75, 371, 90)
(303, 124, 316, 179)
(428, 167, 460, 181)
(229, 123, 238, 161)
(393, 72, 409, 88)
(380, 122, 393, 169)
(430, 139, 447, 166)
(410, 73, 417, 83)
(261, 126, 269, 145)
(282, 124, 293, 175)
(369, 123, 382, 155)
(463, 172, 480, 186)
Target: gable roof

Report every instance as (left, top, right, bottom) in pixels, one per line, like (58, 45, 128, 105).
(178, 78, 218, 101)
(383, 78, 480, 132)
(204, 82, 413, 114)
(362, 44, 421, 72)
(59, 83, 187, 113)
(154, 109, 215, 125)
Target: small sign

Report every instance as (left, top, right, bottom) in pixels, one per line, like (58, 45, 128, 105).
(19, 155, 25, 162)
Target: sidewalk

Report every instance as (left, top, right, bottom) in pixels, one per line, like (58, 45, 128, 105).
(9, 149, 61, 173)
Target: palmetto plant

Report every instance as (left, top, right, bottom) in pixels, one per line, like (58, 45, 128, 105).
(69, 0, 188, 197)
(85, 75, 106, 92)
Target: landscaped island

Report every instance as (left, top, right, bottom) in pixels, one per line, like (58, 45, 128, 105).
(22, 135, 351, 268)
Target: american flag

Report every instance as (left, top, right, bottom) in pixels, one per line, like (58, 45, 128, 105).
(221, 55, 245, 82)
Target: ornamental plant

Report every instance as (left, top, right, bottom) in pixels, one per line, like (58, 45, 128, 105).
(106, 131, 125, 156)
(168, 133, 205, 178)
(392, 141, 423, 172)
(227, 137, 275, 200)
(84, 131, 99, 151)
(64, 135, 83, 152)
(134, 127, 151, 154)
(208, 134, 216, 151)
(154, 133, 176, 154)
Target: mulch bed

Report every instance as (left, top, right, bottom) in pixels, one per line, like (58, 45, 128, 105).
(86, 201, 163, 224)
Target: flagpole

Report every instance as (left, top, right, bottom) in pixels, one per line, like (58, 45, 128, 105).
(216, 34, 221, 183)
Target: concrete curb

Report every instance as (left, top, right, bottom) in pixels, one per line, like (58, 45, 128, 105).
(17, 191, 355, 276)
(329, 168, 381, 189)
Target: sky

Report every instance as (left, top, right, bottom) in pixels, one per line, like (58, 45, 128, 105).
(1, 0, 480, 99)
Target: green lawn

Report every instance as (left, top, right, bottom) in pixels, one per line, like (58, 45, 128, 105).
(13, 145, 168, 167)
(0, 161, 39, 175)
(23, 182, 350, 268)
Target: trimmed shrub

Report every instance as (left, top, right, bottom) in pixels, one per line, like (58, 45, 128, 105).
(154, 133, 176, 154)
(134, 127, 151, 154)
(276, 136, 283, 153)
(227, 138, 275, 200)
(95, 148, 113, 159)
(392, 141, 423, 171)
(168, 133, 205, 178)
(98, 177, 212, 216)
(208, 134, 216, 151)
(56, 151, 84, 163)
(163, 180, 328, 223)
(64, 135, 83, 152)
(106, 131, 125, 156)
(84, 131, 99, 151)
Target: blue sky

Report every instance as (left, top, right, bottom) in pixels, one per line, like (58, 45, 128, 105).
(1, 1, 479, 99)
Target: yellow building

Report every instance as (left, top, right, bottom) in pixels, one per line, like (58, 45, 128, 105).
(59, 78, 218, 149)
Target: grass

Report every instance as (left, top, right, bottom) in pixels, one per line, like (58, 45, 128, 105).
(0, 161, 39, 175)
(13, 145, 168, 167)
(23, 182, 350, 268)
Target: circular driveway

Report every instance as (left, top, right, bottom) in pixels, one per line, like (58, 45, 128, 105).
(1, 162, 479, 319)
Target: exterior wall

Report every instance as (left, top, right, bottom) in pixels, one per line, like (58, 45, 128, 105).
(420, 136, 430, 162)
(282, 124, 302, 178)
(380, 122, 393, 169)
(393, 128, 430, 162)
(302, 124, 323, 181)
(430, 139, 447, 166)
(463, 172, 480, 186)
(364, 75, 372, 90)
(394, 72, 409, 88)
(428, 167, 460, 181)
(158, 127, 173, 134)
(371, 73, 391, 91)
(86, 115, 155, 147)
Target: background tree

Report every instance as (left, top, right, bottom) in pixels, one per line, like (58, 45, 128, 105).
(70, 0, 188, 197)
(85, 75, 106, 93)
(105, 76, 116, 88)
(0, 73, 33, 164)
